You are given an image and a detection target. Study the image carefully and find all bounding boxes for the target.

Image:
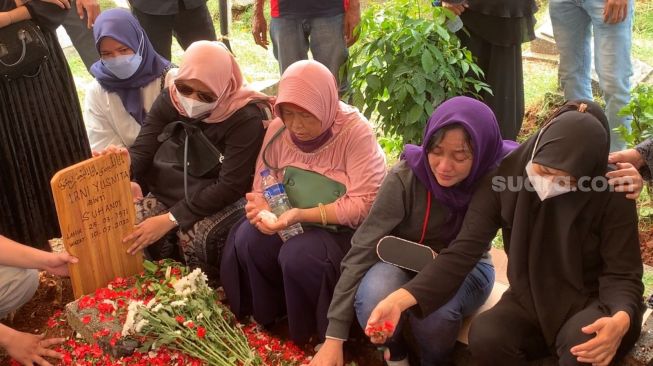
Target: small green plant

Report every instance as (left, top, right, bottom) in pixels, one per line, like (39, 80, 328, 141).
(377, 132, 404, 163)
(346, 0, 491, 144)
(616, 84, 653, 148)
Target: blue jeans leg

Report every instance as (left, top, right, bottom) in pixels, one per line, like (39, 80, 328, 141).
(307, 14, 349, 90)
(355, 261, 495, 365)
(550, 0, 634, 151)
(586, 0, 634, 151)
(550, 0, 593, 102)
(411, 261, 494, 365)
(270, 17, 310, 75)
(355, 262, 412, 361)
(270, 15, 348, 90)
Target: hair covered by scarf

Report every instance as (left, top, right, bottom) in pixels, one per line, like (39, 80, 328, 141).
(168, 41, 270, 123)
(401, 96, 518, 244)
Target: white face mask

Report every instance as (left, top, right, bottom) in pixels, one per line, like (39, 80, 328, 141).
(175, 89, 218, 119)
(525, 161, 573, 201)
(525, 126, 573, 201)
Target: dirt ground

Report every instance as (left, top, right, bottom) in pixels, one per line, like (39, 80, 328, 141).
(640, 224, 653, 266)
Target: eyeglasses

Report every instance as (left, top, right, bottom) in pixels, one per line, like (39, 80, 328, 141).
(175, 82, 218, 103)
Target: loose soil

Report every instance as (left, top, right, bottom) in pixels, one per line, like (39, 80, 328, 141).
(640, 218, 653, 266)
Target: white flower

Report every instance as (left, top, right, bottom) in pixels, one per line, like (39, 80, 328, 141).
(152, 304, 164, 312)
(121, 300, 144, 336)
(135, 319, 149, 333)
(165, 266, 172, 280)
(145, 298, 156, 309)
(173, 277, 194, 296)
(170, 299, 187, 307)
(172, 268, 209, 297)
(174, 330, 182, 335)
(196, 313, 204, 320)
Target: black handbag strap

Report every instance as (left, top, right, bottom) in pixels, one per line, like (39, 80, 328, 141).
(262, 125, 286, 171)
(0, 20, 48, 79)
(0, 32, 27, 68)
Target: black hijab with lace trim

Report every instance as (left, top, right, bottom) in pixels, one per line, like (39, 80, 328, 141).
(496, 100, 643, 345)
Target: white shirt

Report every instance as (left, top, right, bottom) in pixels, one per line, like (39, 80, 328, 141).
(83, 72, 173, 150)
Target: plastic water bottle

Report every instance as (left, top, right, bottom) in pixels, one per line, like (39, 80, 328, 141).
(260, 168, 304, 242)
(447, 15, 463, 33)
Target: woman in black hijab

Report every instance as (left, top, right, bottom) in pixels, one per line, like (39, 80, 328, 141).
(363, 100, 644, 366)
(442, 0, 537, 140)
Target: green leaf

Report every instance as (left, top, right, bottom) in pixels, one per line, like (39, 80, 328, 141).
(366, 74, 382, 90)
(461, 60, 469, 75)
(143, 260, 158, 273)
(412, 74, 426, 95)
(421, 52, 435, 73)
(406, 104, 423, 125)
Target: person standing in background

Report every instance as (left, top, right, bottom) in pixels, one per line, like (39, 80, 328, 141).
(61, 0, 100, 72)
(251, 0, 360, 90)
(0, 0, 91, 250)
(129, 0, 217, 61)
(549, 0, 634, 152)
(442, 0, 537, 141)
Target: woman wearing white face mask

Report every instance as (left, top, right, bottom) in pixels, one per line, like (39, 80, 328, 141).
(97, 40, 270, 283)
(365, 100, 645, 366)
(85, 9, 173, 151)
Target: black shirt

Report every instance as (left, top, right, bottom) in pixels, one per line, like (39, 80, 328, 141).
(130, 89, 265, 229)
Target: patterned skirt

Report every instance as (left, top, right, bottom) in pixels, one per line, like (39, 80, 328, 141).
(135, 194, 246, 285)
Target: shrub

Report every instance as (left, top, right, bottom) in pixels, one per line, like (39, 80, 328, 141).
(616, 84, 653, 148)
(346, 0, 491, 144)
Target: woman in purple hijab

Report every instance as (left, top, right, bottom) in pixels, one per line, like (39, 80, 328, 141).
(84, 8, 172, 150)
(312, 96, 517, 366)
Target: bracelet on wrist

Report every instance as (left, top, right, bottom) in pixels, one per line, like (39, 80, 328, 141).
(318, 203, 327, 226)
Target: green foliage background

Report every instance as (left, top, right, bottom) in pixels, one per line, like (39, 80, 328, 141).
(346, 0, 491, 145)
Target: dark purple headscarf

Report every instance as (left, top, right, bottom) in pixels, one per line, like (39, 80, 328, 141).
(89, 8, 171, 125)
(401, 96, 518, 244)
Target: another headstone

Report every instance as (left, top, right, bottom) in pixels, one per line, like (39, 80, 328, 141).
(530, 17, 558, 56)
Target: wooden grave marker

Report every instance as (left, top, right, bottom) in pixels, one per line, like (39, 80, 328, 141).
(51, 153, 142, 299)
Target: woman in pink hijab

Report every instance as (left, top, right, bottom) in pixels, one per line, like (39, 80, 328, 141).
(99, 41, 270, 282)
(221, 60, 387, 346)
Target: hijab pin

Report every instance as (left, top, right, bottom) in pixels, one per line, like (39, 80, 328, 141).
(578, 103, 588, 113)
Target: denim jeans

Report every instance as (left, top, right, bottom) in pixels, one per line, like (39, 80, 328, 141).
(549, 0, 635, 151)
(270, 14, 348, 89)
(354, 261, 495, 365)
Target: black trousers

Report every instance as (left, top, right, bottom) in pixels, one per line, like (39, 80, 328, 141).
(468, 293, 641, 366)
(132, 4, 217, 61)
(457, 29, 524, 141)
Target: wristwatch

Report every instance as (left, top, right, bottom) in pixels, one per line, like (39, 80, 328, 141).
(168, 212, 179, 226)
